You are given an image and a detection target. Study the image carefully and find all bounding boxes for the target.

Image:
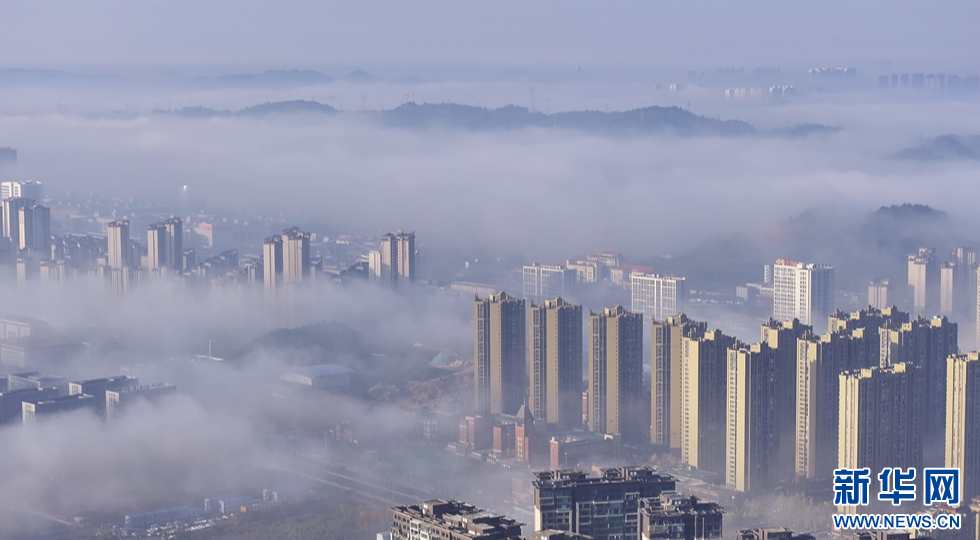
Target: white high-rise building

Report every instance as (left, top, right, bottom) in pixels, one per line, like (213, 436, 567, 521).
(631, 273, 686, 321)
(369, 231, 416, 288)
(908, 248, 938, 317)
(106, 220, 131, 270)
(1, 181, 42, 202)
(772, 259, 834, 333)
(522, 263, 575, 303)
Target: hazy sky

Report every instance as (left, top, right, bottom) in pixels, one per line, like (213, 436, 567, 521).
(2, 0, 978, 72)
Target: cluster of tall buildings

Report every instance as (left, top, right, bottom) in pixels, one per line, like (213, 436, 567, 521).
(368, 230, 417, 288)
(1, 181, 51, 271)
(471, 279, 980, 504)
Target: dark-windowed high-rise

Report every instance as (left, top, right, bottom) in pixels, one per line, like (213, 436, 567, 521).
(589, 305, 644, 444)
(879, 316, 957, 459)
(651, 314, 706, 449)
(726, 342, 777, 492)
(759, 318, 810, 479)
(838, 363, 923, 513)
(17, 204, 51, 258)
(147, 217, 183, 272)
(530, 297, 582, 430)
(474, 292, 526, 416)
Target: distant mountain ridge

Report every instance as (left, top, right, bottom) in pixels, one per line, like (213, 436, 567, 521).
(894, 134, 980, 161)
(161, 99, 837, 138)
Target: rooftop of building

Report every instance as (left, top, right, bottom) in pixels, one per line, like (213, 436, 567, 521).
(72, 375, 137, 386)
(393, 500, 522, 534)
(533, 466, 674, 488)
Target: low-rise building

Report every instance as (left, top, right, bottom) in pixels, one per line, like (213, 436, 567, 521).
(391, 499, 523, 540)
(639, 492, 723, 540)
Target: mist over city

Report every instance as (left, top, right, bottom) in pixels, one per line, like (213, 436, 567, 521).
(1, 2, 979, 540)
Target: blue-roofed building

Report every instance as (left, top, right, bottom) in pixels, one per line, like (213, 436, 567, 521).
(124, 506, 198, 528)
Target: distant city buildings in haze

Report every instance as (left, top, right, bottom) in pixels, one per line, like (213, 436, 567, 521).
(474, 292, 526, 416)
(631, 273, 687, 321)
(867, 279, 891, 309)
(1, 180, 42, 202)
(772, 259, 834, 332)
(589, 305, 645, 444)
(523, 263, 575, 304)
(369, 230, 416, 288)
(908, 247, 939, 318)
(262, 226, 313, 294)
(146, 218, 183, 274)
(106, 220, 131, 270)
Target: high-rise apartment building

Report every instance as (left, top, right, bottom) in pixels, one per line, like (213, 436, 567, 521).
(530, 297, 582, 430)
(879, 316, 958, 450)
(523, 264, 576, 304)
(830, 306, 909, 368)
(838, 363, 923, 512)
(796, 330, 860, 480)
(908, 248, 939, 317)
(474, 292, 526, 416)
(681, 329, 736, 476)
(868, 279, 892, 310)
(940, 262, 958, 317)
(632, 273, 687, 322)
(262, 235, 283, 291)
(946, 352, 980, 503)
(726, 342, 777, 492)
(146, 223, 167, 272)
(281, 227, 311, 284)
(2, 197, 35, 249)
(106, 220, 131, 270)
(533, 467, 677, 540)
(371, 230, 416, 288)
(589, 305, 645, 443)
(1, 181, 42, 202)
(17, 204, 50, 257)
(651, 314, 707, 449)
(147, 218, 184, 272)
(391, 500, 522, 540)
(773, 259, 834, 333)
(760, 318, 811, 478)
